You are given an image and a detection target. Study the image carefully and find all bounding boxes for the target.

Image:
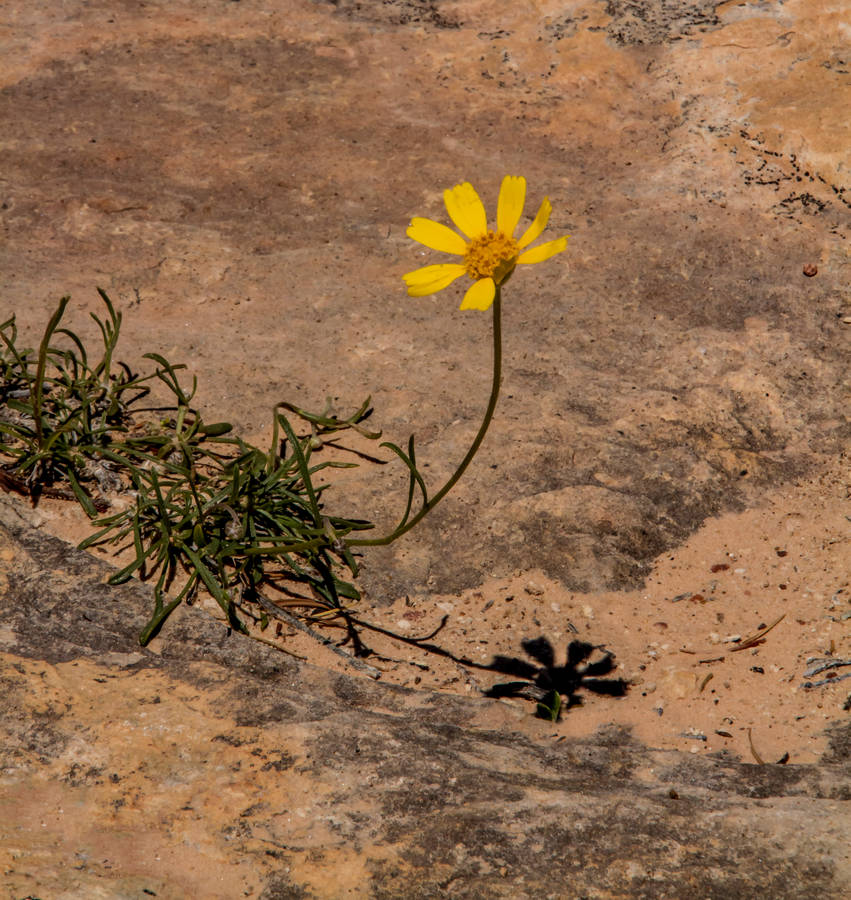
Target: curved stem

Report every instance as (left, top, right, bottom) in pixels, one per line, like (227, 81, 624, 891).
(349, 287, 503, 548)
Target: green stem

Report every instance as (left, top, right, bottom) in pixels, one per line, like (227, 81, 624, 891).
(349, 286, 503, 548)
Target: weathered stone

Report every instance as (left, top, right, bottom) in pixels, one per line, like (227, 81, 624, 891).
(1, 494, 849, 897)
(0, 1, 849, 895)
(1, 0, 848, 600)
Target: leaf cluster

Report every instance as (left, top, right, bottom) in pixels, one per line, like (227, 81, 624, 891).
(0, 292, 379, 644)
(0, 290, 150, 512)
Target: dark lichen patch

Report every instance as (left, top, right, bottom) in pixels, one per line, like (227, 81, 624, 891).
(320, 0, 461, 29)
(381, 813, 527, 873)
(261, 751, 297, 773)
(542, 13, 590, 42)
(0, 36, 373, 259)
(0, 512, 157, 662)
(306, 713, 645, 810)
(718, 127, 851, 220)
(381, 778, 525, 820)
(660, 755, 815, 799)
(259, 868, 311, 900)
(233, 700, 310, 728)
(211, 732, 254, 748)
(62, 763, 106, 787)
(1, 708, 71, 767)
(220, 670, 347, 728)
(331, 672, 406, 709)
(373, 791, 837, 899)
(158, 619, 300, 684)
(3, 570, 152, 663)
(775, 192, 830, 218)
(602, 0, 721, 46)
(528, 812, 836, 900)
(821, 721, 851, 766)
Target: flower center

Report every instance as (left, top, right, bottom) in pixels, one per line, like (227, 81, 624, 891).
(464, 231, 519, 282)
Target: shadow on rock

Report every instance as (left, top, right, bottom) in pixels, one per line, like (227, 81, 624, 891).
(483, 636, 629, 718)
(349, 613, 630, 720)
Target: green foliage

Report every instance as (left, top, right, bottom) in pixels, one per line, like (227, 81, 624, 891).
(536, 689, 562, 723)
(0, 293, 378, 644)
(0, 290, 151, 515)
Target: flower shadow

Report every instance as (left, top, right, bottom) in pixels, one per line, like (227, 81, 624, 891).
(483, 636, 630, 715)
(345, 613, 630, 720)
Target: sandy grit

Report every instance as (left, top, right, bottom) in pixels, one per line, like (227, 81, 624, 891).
(23, 452, 850, 766)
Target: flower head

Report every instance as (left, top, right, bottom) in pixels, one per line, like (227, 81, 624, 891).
(403, 176, 568, 311)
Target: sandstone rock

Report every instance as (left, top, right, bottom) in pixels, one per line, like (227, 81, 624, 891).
(1, 491, 849, 898)
(1, 1, 849, 894)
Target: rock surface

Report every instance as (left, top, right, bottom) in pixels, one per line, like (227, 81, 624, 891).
(1, 0, 848, 597)
(1, 0, 850, 896)
(1, 498, 849, 898)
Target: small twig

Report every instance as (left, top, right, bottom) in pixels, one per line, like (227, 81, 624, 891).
(368, 653, 430, 671)
(346, 612, 496, 672)
(731, 614, 785, 652)
(747, 727, 765, 765)
(803, 658, 851, 678)
(347, 613, 450, 645)
(502, 682, 550, 703)
(252, 592, 383, 680)
(801, 671, 851, 689)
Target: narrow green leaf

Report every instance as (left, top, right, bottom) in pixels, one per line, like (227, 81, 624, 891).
(138, 594, 184, 646)
(276, 413, 322, 526)
(66, 468, 97, 518)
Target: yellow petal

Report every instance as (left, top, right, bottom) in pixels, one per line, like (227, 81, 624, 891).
(497, 175, 526, 237)
(459, 277, 496, 311)
(407, 217, 468, 255)
(403, 263, 466, 297)
(516, 197, 552, 250)
(443, 182, 487, 239)
(516, 235, 568, 265)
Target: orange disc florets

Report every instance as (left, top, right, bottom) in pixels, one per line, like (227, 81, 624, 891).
(464, 231, 519, 281)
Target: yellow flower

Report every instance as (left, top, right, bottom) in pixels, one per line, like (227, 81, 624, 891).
(402, 176, 568, 311)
